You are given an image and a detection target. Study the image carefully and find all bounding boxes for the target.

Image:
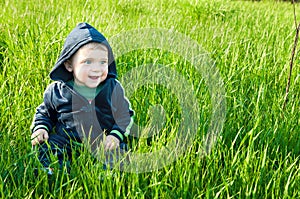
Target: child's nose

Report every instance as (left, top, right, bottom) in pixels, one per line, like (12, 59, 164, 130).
(91, 64, 106, 72)
(91, 64, 101, 71)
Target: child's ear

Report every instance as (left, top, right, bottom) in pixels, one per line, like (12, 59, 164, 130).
(64, 60, 73, 72)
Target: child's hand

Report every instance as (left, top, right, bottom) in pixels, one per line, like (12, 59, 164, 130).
(104, 135, 120, 151)
(31, 129, 49, 146)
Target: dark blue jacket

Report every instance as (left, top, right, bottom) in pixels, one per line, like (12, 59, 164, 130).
(31, 23, 134, 143)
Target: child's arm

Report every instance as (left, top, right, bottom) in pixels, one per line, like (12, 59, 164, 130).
(109, 81, 134, 145)
(31, 83, 57, 145)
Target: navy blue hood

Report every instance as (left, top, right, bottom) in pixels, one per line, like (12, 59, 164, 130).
(50, 22, 117, 82)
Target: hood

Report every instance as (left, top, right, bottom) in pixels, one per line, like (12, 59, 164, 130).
(50, 22, 117, 82)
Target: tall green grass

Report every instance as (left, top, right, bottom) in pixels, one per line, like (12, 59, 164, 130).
(0, 0, 299, 198)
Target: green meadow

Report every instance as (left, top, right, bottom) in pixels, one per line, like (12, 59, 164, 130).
(0, 0, 299, 198)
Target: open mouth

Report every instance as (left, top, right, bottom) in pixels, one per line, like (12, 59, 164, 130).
(89, 76, 100, 80)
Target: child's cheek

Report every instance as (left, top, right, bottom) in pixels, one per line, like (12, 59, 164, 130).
(102, 70, 108, 79)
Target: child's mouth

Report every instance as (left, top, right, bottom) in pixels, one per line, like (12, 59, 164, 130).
(89, 76, 100, 80)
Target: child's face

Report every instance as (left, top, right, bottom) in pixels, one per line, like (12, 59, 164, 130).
(65, 43, 108, 88)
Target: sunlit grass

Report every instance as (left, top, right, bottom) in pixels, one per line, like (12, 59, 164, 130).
(0, 0, 299, 198)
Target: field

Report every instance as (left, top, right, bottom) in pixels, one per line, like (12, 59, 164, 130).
(0, 0, 299, 198)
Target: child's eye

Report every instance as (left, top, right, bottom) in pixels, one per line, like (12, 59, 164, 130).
(84, 60, 92, 64)
(100, 61, 107, 65)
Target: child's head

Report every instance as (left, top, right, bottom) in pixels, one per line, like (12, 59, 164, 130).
(50, 23, 117, 83)
(64, 42, 108, 88)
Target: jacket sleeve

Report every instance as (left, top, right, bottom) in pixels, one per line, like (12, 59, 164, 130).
(110, 81, 134, 142)
(31, 83, 58, 133)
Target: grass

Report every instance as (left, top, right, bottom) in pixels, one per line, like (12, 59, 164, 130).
(0, 0, 299, 198)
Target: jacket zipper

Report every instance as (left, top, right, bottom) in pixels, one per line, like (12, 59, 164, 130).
(64, 83, 95, 132)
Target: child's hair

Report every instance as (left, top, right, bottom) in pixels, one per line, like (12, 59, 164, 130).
(68, 42, 108, 62)
(83, 42, 108, 51)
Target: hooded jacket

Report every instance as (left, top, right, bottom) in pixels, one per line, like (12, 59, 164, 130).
(31, 23, 134, 145)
